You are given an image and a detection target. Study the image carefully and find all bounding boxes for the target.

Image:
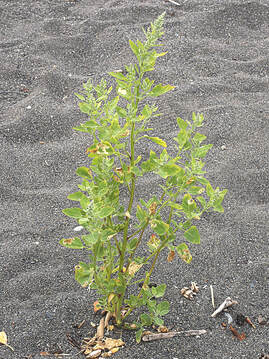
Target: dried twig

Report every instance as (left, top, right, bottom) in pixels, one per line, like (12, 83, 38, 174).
(142, 329, 206, 342)
(210, 285, 215, 308)
(211, 297, 238, 318)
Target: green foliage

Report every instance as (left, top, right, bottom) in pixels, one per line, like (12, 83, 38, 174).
(61, 13, 227, 342)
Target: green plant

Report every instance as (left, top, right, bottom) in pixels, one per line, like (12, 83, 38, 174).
(60, 13, 227, 343)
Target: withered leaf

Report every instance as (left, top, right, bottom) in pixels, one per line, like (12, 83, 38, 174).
(0, 331, 14, 351)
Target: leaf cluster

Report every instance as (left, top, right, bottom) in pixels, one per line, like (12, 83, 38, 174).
(60, 13, 227, 341)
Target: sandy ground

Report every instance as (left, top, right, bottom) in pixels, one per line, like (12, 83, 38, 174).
(0, 0, 269, 358)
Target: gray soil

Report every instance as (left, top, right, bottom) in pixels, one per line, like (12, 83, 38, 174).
(0, 0, 269, 358)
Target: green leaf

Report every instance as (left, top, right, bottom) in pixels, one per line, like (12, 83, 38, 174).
(193, 132, 207, 144)
(67, 192, 85, 201)
(140, 313, 152, 326)
(108, 71, 128, 82)
(176, 243, 192, 264)
(149, 84, 174, 97)
(136, 328, 143, 343)
(158, 164, 184, 179)
(156, 301, 170, 316)
(197, 196, 206, 208)
(193, 144, 213, 159)
(97, 206, 114, 218)
(188, 186, 205, 195)
(153, 316, 164, 326)
(75, 262, 94, 287)
(116, 106, 127, 118)
(151, 220, 169, 236)
(129, 40, 139, 57)
(184, 226, 200, 244)
(62, 207, 84, 218)
(206, 183, 214, 198)
(146, 136, 167, 147)
(176, 129, 188, 147)
(76, 167, 92, 179)
(152, 283, 166, 298)
(176, 117, 188, 130)
(60, 237, 84, 249)
(74, 93, 85, 101)
(78, 102, 90, 114)
(136, 205, 147, 223)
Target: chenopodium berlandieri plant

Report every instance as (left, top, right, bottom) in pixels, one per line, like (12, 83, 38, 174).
(60, 13, 227, 342)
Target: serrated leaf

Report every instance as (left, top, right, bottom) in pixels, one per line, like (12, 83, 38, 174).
(176, 117, 188, 130)
(184, 226, 200, 244)
(151, 220, 169, 236)
(193, 144, 213, 159)
(158, 164, 184, 179)
(156, 301, 170, 316)
(149, 84, 174, 97)
(176, 243, 192, 263)
(193, 132, 207, 144)
(153, 316, 164, 326)
(152, 283, 166, 298)
(62, 207, 84, 218)
(97, 206, 114, 218)
(75, 262, 94, 287)
(60, 237, 84, 249)
(146, 136, 167, 147)
(140, 313, 152, 326)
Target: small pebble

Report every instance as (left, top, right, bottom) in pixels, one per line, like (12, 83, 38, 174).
(26, 105, 31, 110)
(221, 145, 226, 150)
(258, 315, 267, 325)
(74, 226, 84, 232)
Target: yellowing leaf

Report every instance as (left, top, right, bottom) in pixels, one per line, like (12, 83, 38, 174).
(108, 293, 115, 303)
(127, 262, 142, 276)
(0, 331, 14, 351)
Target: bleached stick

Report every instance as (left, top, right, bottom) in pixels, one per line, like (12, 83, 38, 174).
(211, 297, 238, 318)
(210, 285, 215, 308)
(142, 329, 207, 342)
(165, 0, 181, 6)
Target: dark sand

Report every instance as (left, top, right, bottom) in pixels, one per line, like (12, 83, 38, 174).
(1, 0, 269, 358)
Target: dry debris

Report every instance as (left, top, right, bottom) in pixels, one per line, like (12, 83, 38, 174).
(211, 297, 238, 317)
(181, 282, 199, 300)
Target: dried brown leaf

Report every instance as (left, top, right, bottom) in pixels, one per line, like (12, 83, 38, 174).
(167, 250, 175, 262)
(93, 301, 101, 313)
(157, 325, 169, 333)
(104, 338, 124, 350)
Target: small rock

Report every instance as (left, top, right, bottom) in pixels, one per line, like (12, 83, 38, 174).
(26, 105, 31, 110)
(221, 145, 226, 150)
(258, 315, 267, 325)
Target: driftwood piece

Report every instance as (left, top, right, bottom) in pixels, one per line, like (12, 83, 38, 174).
(211, 297, 238, 318)
(142, 329, 207, 342)
(96, 317, 105, 339)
